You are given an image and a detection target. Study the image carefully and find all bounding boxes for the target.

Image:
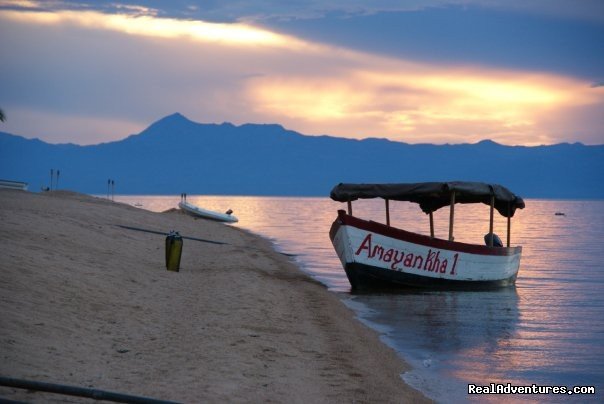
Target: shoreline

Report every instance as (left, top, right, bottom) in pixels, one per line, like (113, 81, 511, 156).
(0, 189, 430, 403)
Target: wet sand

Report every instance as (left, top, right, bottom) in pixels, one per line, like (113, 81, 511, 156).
(0, 189, 429, 403)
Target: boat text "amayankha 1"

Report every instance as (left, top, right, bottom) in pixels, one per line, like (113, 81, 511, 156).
(355, 233, 459, 275)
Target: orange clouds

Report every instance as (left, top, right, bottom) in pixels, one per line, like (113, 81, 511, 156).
(246, 62, 602, 145)
(1, 6, 602, 145)
(0, 7, 307, 48)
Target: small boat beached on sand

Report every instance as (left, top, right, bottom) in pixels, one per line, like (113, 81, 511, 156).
(0, 179, 28, 191)
(329, 182, 525, 290)
(178, 197, 238, 223)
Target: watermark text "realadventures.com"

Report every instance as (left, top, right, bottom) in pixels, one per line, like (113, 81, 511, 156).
(468, 383, 595, 396)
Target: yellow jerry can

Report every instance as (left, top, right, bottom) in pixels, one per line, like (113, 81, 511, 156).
(165, 231, 183, 272)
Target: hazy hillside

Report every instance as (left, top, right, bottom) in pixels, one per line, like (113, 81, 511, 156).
(1, 113, 603, 198)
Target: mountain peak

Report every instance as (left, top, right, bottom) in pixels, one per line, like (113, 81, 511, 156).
(155, 112, 191, 125)
(141, 113, 196, 136)
(476, 139, 500, 146)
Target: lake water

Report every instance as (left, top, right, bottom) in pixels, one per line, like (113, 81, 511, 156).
(116, 195, 603, 402)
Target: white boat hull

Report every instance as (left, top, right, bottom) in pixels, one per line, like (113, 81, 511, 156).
(330, 210, 521, 290)
(0, 180, 28, 191)
(178, 201, 238, 223)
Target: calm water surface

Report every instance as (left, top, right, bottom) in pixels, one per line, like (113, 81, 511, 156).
(116, 195, 603, 402)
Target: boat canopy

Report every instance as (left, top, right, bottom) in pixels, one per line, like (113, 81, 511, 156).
(330, 182, 525, 217)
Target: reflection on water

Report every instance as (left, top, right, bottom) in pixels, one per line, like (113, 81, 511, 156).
(116, 195, 604, 402)
(344, 289, 520, 402)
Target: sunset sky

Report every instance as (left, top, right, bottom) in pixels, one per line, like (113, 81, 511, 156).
(0, 0, 603, 145)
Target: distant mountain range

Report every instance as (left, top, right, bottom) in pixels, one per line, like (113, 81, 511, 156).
(1, 113, 603, 198)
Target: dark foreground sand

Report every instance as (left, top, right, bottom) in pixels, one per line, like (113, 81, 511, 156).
(0, 190, 429, 403)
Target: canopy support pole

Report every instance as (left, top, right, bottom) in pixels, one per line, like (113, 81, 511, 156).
(489, 195, 495, 247)
(448, 192, 455, 241)
(347, 201, 352, 216)
(385, 199, 390, 226)
(507, 202, 511, 247)
(429, 212, 434, 239)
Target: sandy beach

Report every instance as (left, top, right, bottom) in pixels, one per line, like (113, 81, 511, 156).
(0, 189, 429, 403)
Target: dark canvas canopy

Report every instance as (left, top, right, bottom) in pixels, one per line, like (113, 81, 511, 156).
(330, 182, 525, 217)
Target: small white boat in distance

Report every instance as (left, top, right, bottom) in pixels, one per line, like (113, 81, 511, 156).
(330, 181, 525, 290)
(0, 179, 28, 191)
(178, 199, 238, 223)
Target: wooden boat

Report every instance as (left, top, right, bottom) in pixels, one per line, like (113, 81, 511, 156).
(178, 200, 238, 223)
(329, 182, 525, 290)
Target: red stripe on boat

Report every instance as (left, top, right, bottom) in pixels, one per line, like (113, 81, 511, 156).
(332, 210, 521, 257)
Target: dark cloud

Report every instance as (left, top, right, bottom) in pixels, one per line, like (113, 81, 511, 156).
(263, 6, 604, 81)
(8, 1, 604, 22)
(15, 1, 600, 79)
